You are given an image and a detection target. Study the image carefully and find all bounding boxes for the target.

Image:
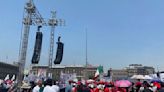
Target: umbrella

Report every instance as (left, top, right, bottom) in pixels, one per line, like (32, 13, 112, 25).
(131, 75, 137, 79)
(131, 75, 145, 79)
(153, 82, 161, 89)
(21, 82, 31, 89)
(87, 79, 95, 83)
(151, 78, 162, 83)
(114, 80, 132, 87)
(144, 75, 153, 80)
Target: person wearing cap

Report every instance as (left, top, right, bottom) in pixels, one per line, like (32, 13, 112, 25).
(76, 81, 84, 92)
(95, 84, 104, 92)
(88, 84, 94, 92)
(140, 81, 152, 92)
(135, 79, 142, 92)
(104, 84, 112, 92)
(65, 80, 72, 92)
(72, 83, 77, 92)
(149, 83, 157, 92)
(159, 82, 164, 92)
(21, 81, 31, 92)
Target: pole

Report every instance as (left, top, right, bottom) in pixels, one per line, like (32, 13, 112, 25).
(84, 28, 88, 79)
(86, 29, 88, 67)
(17, 0, 33, 89)
(48, 11, 56, 78)
(48, 11, 65, 78)
(17, 14, 31, 88)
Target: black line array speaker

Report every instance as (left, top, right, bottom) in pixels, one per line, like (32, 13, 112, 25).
(31, 31, 43, 64)
(54, 37, 64, 64)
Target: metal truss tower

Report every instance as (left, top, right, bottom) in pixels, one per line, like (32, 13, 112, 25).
(18, 0, 46, 87)
(48, 11, 65, 78)
(48, 12, 56, 77)
(18, 0, 65, 87)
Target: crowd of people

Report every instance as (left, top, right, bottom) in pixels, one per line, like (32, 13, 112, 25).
(1, 77, 164, 92)
(64, 79, 164, 92)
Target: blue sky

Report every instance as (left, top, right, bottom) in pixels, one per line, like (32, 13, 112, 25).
(1, 0, 164, 71)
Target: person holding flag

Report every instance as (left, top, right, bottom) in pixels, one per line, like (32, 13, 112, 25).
(94, 66, 104, 80)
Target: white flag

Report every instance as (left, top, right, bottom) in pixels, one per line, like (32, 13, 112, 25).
(4, 74, 9, 81)
(94, 69, 99, 78)
(11, 75, 15, 81)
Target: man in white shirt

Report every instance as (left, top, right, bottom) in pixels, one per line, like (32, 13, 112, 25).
(43, 79, 54, 92)
(51, 80, 60, 92)
(33, 79, 42, 92)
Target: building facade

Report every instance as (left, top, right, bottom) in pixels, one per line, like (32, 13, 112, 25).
(32, 65, 98, 80)
(0, 62, 19, 79)
(126, 64, 155, 77)
(108, 64, 155, 80)
(108, 69, 128, 81)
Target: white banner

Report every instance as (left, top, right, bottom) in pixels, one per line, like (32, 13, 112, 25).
(37, 69, 47, 78)
(60, 72, 77, 83)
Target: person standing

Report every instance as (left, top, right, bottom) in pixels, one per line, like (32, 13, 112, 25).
(43, 79, 54, 92)
(65, 81, 72, 92)
(72, 83, 77, 92)
(135, 79, 141, 92)
(104, 85, 112, 92)
(51, 80, 60, 92)
(159, 82, 164, 92)
(33, 79, 42, 92)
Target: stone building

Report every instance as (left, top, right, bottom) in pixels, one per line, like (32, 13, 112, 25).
(107, 64, 155, 80)
(108, 69, 128, 81)
(32, 65, 98, 80)
(126, 64, 155, 77)
(0, 62, 19, 79)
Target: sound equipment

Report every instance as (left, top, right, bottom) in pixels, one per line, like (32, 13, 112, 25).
(54, 37, 64, 64)
(31, 26, 43, 64)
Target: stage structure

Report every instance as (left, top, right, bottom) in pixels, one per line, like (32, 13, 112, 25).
(17, 0, 65, 87)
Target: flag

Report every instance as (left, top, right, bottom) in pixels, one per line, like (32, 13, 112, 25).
(11, 75, 15, 81)
(94, 66, 103, 79)
(95, 69, 99, 78)
(4, 74, 9, 81)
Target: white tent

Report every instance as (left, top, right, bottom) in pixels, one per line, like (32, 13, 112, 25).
(131, 75, 137, 79)
(131, 75, 145, 79)
(144, 75, 153, 80)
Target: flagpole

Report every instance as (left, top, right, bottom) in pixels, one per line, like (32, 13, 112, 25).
(84, 28, 88, 79)
(85, 28, 88, 67)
